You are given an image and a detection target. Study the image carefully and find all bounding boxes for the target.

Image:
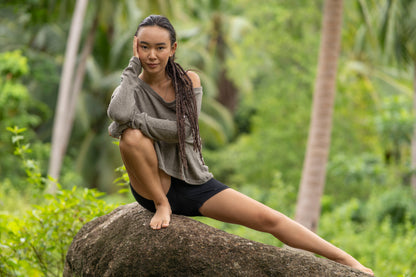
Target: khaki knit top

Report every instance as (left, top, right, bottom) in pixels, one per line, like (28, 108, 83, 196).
(107, 57, 213, 184)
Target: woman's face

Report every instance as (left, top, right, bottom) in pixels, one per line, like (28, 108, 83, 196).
(137, 26, 177, 75)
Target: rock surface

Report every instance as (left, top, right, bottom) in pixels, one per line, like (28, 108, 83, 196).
(64, 203, 370, 277)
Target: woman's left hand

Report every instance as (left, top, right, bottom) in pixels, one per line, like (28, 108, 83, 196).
(133, 36, 140, 58)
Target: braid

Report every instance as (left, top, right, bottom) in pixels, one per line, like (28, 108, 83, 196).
(166, 57, 203, 169)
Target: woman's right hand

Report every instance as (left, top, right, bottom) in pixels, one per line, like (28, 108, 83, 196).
(133, 36, 140, 58)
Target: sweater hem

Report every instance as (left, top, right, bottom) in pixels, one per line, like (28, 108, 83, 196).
(158, 165, 213, 185)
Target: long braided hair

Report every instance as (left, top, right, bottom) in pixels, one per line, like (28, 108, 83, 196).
(136, 15, 203, 169)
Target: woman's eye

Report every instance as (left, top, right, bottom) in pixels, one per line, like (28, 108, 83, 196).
(158, 47, 165, 50)
(141, 45, 148, 49)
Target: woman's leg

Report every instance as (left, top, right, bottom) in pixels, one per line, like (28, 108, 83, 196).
(199, 188, 373, 275)
(119, 128, 171, 230)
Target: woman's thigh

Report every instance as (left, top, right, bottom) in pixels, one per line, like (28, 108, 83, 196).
(119, 129, 171, 197)
(199, 188, 284, 233)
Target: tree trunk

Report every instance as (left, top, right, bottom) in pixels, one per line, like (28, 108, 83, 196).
(47, 0, 88, 192)
(411, 61, 416, 198)
(295, 0, 344, 232)
(60, 14, 98, 166)
(217, 68, 238, 113)
(212, 13, 239, 113)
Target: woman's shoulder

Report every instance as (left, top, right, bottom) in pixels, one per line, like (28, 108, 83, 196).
(186, 71, 201, 88)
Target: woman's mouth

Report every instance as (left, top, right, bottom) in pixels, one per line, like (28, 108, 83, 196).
(147, 63, 158, 69)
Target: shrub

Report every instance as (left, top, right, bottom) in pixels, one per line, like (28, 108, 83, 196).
(0, 186, 116, 276)
(319, 188, 416, 277)
(0, 127, 116, 276)
(0, 51, 50, 188)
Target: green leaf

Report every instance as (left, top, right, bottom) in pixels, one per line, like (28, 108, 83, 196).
(11, 135, 24, 144)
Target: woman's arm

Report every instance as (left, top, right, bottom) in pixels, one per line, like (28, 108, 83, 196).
(132, 89, 202, 143)
(107, 56, 142, 124)
(109, 88, 202, 141)
(131, 112, 192, 143)
(108, 121, 130, 138)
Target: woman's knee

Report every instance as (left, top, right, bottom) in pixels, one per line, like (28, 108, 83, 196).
(119, 128, 152, 150)
(254, 209, 285, 233)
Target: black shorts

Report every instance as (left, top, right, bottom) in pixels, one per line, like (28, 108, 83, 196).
(130, 177, 229, 216)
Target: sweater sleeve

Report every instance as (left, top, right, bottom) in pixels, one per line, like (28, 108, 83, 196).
(107, 56, 142, 124)
(132, 87, 203, 143)
(108, 121, 130, 138)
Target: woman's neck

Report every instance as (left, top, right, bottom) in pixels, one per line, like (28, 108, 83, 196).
(140, 70, 174, 101)
(140, 71, 169, 86)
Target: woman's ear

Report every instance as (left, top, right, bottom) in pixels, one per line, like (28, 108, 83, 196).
(171, 42, 177, 56)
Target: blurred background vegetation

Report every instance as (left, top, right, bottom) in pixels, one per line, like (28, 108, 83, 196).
(0, 0, 415, 276)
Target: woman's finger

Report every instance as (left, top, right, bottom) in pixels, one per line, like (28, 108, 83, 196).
(133, 36, 138, 57)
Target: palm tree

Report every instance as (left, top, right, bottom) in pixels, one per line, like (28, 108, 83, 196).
(376, 0, 416, 197)
(353, 0, 416, 197)
(295, 0, 344, 232)
(48, 0, 89, 193)
(177, 0, 248, 114)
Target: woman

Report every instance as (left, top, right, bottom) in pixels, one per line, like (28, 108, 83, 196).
(107, 15, 373, 275)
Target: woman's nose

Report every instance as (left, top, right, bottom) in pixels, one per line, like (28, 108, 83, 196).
(148, 49, 156, 59)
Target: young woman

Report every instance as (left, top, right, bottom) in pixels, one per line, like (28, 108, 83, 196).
(107, 15, 373, 275)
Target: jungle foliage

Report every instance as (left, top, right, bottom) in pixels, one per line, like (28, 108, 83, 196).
(0, 1, 415, 276)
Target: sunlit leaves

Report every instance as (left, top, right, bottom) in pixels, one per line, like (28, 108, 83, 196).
(1, 186, 115, 276)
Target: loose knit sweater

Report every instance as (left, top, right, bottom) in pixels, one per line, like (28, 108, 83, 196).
(107, 56, 213, 184)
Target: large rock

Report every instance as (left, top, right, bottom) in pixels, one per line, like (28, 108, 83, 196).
(64, 203, 369, 277)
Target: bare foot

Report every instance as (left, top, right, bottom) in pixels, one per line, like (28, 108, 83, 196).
(356, 265, 374, 276)
(335, 255, 374, 275)
(150, 203, 172, 230)
(349, 263, 374, 276)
